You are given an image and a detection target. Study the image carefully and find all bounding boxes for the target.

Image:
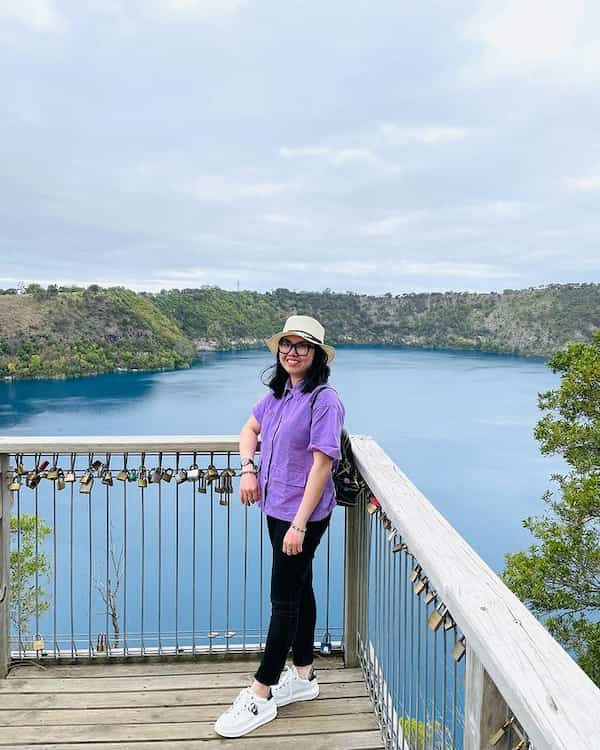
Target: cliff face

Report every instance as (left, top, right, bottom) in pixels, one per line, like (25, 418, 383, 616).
(0, 282, 598, 379)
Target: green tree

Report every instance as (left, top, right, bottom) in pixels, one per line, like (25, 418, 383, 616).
(502, 331, 600, 684)
(9, 513, 53, 651)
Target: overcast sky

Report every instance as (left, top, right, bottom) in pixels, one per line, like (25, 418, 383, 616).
(1, 0, 599, 295)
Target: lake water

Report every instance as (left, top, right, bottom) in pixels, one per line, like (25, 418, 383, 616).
(0, 345, 562, 655)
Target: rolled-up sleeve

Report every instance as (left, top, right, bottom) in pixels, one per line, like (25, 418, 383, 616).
(308, 392, 345, 461)
(251, 392, 270, 428)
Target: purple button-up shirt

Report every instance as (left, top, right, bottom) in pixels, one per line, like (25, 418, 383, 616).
(251, 378, 345, 522)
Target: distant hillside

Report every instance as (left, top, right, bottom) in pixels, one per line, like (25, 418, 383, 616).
(0, 282, 598, 380)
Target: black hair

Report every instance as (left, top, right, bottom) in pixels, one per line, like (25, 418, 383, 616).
(261, 344, 331, 398)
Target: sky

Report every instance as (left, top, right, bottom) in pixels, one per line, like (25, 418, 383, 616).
(0, 0, 599, 295)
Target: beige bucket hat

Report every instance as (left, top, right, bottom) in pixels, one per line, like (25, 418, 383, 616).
(265, 315, 336, 363)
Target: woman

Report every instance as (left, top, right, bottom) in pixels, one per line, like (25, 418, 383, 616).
(214, 315, 345, 738)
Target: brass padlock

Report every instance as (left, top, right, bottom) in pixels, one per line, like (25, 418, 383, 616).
(512, 741, 526, 750)
(414, 576, 428, 596)
(410, 565, 421, 583)
(197, 471, 207, 493)
(444, 613, 456, 631)
(489, 717, 515, 746)
(16, 455, 27, 476)
(428, 603, 447, 632)
(117, 468, 128, 481)
(424, 589, 437, 605)
(56, 470, 66, 491)
(137, 467, 148, 488)
(8, 472, 22, 491)
(452, 635, 466, 663)
(223, 468, 235, 493)
(46, 466, 59, 480)
(101, 469, 113, 486)
(161, 467, 174, 482)
(26, 470, 41, 490)
(215, 470, 226, 494)
(32, 634, 45, 651)
(80, 470, 94, 494)
(205, 464, 219, 484)
(218, 493, 229, 506)
(64, 469, 76, 482)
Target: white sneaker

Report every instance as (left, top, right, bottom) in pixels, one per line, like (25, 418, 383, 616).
(271, 664, 319, 707)
(214, 686, 277, 738)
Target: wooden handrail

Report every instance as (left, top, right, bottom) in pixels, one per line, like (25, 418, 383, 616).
(351, 434, 600, 750)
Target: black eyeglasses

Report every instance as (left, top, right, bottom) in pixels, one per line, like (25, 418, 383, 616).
(278, 338, 314, 357)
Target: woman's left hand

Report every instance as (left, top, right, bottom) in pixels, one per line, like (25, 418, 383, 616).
(282, 526, 304, 555)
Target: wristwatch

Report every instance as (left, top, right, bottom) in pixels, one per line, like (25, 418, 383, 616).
(240, 457, 255, 468)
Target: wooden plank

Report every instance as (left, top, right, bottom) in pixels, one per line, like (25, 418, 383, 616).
(0, 713, 381, 744)
(6, 655, 344, 678)
(0, 667, 365, 693)
(0, 436, 249, 454)
(0, 731, 385, 750)
(0, 679, 369, 710)
(343, 502, 361, 668)
(351, 435, 600, 750)
(0, 696, 374, 725)
(0, 453, 10, 680)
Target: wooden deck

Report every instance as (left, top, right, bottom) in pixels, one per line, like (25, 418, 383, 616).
(0, 655, 384, 749)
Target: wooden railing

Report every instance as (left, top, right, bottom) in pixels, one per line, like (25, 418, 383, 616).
(350, 435, 600, 750)
(1, 435, 600, 749)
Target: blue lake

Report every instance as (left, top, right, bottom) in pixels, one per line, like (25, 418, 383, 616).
(0, 345, 562, 659)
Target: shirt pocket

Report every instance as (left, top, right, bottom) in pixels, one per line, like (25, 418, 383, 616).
(270, 462, 307, 488)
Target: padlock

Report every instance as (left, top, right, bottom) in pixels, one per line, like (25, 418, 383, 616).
(366, 500, 379, 514)
(392, 542, 407, 553)
(80, 470, 94, 494)
(205, 464, 219, 484)
(16, 456, 27, 476)
(444, 613, 456, 631)
(197, 471, 207, 493)
(222, 468, 235, 493)
(161, 467, 174, 482)
(428, 603, 447, 632)
(56, 470, 66, 491)
(128, 468, 138, 482)
(512, 741, 526, 750)
(215, 470, 226, 494)
(452, 636, 466, 663)
(64, 468, 76, 482)
(320, 631, 332, 655)
(26, 470, 41, 490)
(414, 576, 428, 595)
(8, 472, 22, 491)
(116, 468, 129, 481)
(92, 460, 103, 473)
(102, 470, 113, 486)
(410, 565, 421, 583)
(489, 717, 515, 746)
(137, 467, 148, 488)
(187, 463, 201, 481)
(38, 460, 49, 473)
(32, 634, 45, 651)
(219, 494, 229, 506)
(149, 467, 162, 483)
(424, 589, 437, 605)
(175, 468, 187, 484)
(46, 466, 59, 480)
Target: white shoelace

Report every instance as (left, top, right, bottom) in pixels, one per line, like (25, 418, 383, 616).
(226, 687, 259, 718)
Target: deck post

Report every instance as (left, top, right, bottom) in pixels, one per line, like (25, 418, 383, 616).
(464, 643, 509, 750)
(343, 502, 361, 668)
(0, 453, 11, 679)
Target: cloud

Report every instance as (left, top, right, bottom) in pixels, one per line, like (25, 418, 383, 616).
(566, 174, 600, 192)
(279, 145, 379, 167)
(464, 0, 600, 82)
(377, 123, 468, 146)
(0, 0, 65, 32)
(187, 176, 293, 203)
(360, 212, 429, 237)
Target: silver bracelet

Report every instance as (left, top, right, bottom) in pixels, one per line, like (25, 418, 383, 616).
(290, 522, 307, 534)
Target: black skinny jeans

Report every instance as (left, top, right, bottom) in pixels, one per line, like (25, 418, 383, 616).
(254, 512, 331, 686)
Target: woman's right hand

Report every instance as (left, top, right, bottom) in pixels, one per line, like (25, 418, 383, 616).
(240, 471, 260, 505)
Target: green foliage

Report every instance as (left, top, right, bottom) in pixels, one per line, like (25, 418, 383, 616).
(399, 715, 454, 749)
(0, 282, 599, 380)
(9, 513, 53, 649)
(502, 330, 600, 685)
